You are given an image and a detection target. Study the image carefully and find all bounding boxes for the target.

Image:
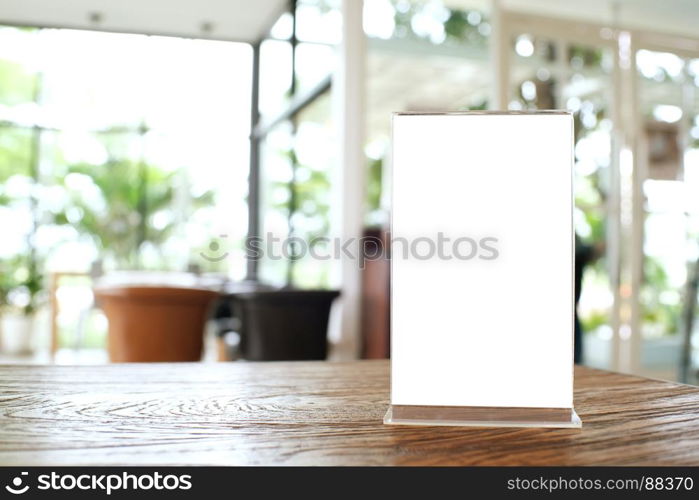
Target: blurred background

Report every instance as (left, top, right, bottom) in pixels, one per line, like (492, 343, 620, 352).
(0, 0, 698, 385)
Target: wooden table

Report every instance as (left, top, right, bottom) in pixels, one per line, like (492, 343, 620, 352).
(1, 361, 698, 465)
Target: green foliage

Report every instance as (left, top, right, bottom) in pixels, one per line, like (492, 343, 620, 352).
(293, 168, 331, 240)
(271, 147, 331, 285)
(53, 160, 214, 268)
(0, 127, 32, 183)
(0, 55, 42, 316)
(0, 59, 36, 106)
(0, 253, 43, 315)
(0, 260, 13, 307)
(391, 2, 487, 45)
(580, 309, 608, 333)
(443, 11, 469, 40)
(461, 101, 488, 111)
(366, 157, 383, 214)
(568, 45, 604, 68)
(641, 256, 681, 335)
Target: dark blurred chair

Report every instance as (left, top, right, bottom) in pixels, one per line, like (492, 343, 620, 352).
(361, 226, 390, 359)
(231, 289, 340, 361)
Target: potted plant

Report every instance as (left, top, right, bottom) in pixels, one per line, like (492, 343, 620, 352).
(0, 254, 44, 355)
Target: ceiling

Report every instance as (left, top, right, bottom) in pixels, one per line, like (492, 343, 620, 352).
(0, 0, 287, 42)
(0, 0, 696, 43)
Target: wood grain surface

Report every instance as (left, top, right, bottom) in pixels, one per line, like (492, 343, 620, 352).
(1, 361, 698, 465)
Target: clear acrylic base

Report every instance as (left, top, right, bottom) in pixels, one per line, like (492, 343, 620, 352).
(384, 405, 582, 429)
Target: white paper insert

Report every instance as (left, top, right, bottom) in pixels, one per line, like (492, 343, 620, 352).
(391, 113, 574, 409)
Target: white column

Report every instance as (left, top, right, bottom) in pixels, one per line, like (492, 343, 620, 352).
(627, 33, 644, 377)
(489, 0, 509, 110)
(613, 29, 641, 374)
(330, 0, 366, 360)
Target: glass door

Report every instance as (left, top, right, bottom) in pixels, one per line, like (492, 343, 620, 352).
(635, 47, 699, 382)
(505, 17, 617, 370)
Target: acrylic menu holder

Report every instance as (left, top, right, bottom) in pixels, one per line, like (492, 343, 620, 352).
(385, 111, 581, 429)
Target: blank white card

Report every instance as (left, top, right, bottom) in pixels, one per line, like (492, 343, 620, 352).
(390, 112, 574, 409)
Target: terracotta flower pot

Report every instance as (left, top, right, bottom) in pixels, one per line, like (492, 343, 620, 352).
(94, 286, 219, 362)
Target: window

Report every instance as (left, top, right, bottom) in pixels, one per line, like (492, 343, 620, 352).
(508, 28, 616, 369)
(636, 49, 699, 381)
(365, 0, 491, 224)
(254, 0, 336, 287)
(0, 26, 251, 352)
